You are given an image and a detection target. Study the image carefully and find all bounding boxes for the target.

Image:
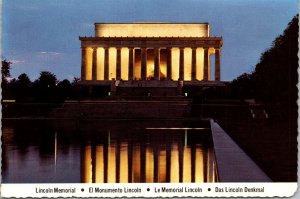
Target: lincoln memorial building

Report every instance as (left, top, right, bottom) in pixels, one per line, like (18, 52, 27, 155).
(79, 23, 223, 96)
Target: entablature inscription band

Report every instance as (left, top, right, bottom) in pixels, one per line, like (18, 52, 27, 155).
(79, 37, 223, 48)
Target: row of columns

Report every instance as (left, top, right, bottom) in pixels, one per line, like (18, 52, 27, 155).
(81, 142, 215, 183)
(82, 46, 221, 81)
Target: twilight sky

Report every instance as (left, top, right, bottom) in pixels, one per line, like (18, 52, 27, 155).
(2, 0, 298, 81)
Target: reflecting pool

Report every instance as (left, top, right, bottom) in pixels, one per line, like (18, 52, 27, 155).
(2, 119, 218, 183)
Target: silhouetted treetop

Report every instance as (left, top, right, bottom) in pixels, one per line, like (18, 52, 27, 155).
(37, 71, 58, 88)
(230, 14, 298, 121)
(1, 59, 12, 78)
(253, 14, 298, 103)
(17, 73, 31, 86)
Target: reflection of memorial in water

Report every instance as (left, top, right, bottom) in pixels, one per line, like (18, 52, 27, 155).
(80, 129, 218, 183)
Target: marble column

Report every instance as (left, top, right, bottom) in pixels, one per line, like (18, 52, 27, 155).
(141, 48, 147, 80)
(215, 48, 221, 81)
(154, 48, 160, 80)
(191, 47, 197, 80)
(81, 47, 87, 80)
(203, 47, 209, 81)
(92, 47, 97, 81)
(128, 47, 134, 80)
(167, 48, 172, 80)
(104, 47, 109, 80)
(116, 47, 121, 80)
(179, 47, 184, 80)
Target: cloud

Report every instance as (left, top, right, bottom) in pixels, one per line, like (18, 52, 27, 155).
(38, 51, 62, 56)
(4, 77, 15, 82)
(11, 59, 25, 65)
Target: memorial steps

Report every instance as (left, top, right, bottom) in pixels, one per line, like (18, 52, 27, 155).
(50, 97, 192, 119)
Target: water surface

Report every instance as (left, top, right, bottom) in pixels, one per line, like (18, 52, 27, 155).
(2, 119, 217, 183)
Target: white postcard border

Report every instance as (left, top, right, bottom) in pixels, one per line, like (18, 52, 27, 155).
(1, 182, 297, 198)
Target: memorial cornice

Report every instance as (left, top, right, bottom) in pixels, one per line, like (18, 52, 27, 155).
(79, 36, 223, 48)
(94, 22, 210, 24)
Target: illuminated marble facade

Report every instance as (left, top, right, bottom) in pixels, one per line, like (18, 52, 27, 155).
(79, 23, 222, 83)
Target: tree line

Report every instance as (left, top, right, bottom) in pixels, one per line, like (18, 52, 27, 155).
(1, 67, 82, 102)
(230, 14, 298, 120)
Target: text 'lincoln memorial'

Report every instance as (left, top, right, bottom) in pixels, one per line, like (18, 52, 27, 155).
(79, 23, 223, 95)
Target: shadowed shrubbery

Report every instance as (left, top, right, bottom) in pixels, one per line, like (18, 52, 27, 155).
(230, 15, 298, 119)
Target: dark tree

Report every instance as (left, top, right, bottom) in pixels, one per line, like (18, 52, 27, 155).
(37, 71, 57, 88)
(230, 15, 298, 105)
(57, 79, 72, 101)
(229, 14, 298, 122)
(1, 59, 12, 79)
(253, 14, 298, 107)
(17, 73, 31, 86)
(230, 73, 255, 99)
(1, 59, 13, 98)
(12, 73, 32, 101)
(32, 71, 58, 102)
(72, 77, 80, 85)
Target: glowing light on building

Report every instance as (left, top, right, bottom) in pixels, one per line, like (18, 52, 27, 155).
(95, 23, 210, 37)
(80, 23, 222, 83)
(171, 48, 180, 80)
(121, 48, 129, 80)
(85, 48, 93, 80)
(96, 48, 105, 80)
(108, 48, 116, 80)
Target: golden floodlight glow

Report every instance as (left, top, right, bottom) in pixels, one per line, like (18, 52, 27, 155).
(109, 48, 116, 80)
(83, 145, 92, 183)
(96, 48, 105, 80)
(80, 22, 222, 82)
(2, 99, 16, 103)
(146, 49, 155, 79)
(170, 143, 179, 182)
(159, 149, 167, 182)
(133, 145, 141, 182)
(171, 48, 180, 80)
(95, 23, 209, 37)
(120, 143, 128, 182)
(196, 48, 204, 80)
(85, 48, 93, 80)
(79, 138, 216, 183)
(183, 147, 192, 182)
(184, 48, 192, 81)
(121, 48, 129, 80)
(107, 144, 116, 182)
(145, 145, 154, 182)
(195, 144, 204, 182)
(95, 145, 104, 183)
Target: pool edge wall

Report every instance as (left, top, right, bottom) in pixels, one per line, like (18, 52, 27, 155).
(210, 119, 272, 182)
